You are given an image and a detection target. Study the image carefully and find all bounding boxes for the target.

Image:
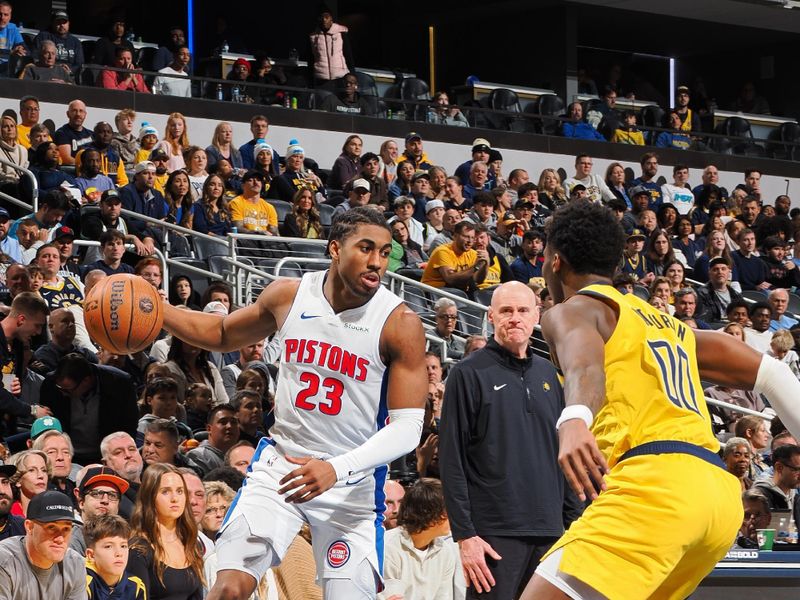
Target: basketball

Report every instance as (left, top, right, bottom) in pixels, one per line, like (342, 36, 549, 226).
(84, 274, 164, 354)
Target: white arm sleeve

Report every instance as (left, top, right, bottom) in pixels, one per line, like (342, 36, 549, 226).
(327, 408, 425, 481)
(753, 354, 800, 439)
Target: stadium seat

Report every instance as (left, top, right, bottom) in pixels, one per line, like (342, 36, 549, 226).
(631, 285, 650, 301)
(768, 122, 800, 161)
(741, 289, 768, 303)
(276, 260, 304, 278)
(287, 241, 327, 258)
(487, 88, 522, 132)
(788, 292, 800, 316)
(307, 89, 335, 110)
(354, 70, 378, 97)
(533, 94, 565, 136)
(318, 203, 336, 228)
(269, 200, 293, 224)
(170, 257, 211, 297)
(399, 77, 430, 122)
(192, 236, 228, 260)
(640, 105, 665, 145)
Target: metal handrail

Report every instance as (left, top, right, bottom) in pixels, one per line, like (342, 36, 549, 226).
(0, 155, 38, 212)
(704, 396, 772, 421)
(71, 239, 169, 289)
(117, 207, 222, 245)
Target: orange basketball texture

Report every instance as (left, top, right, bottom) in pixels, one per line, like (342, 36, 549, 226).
(84, 274, 164, 354)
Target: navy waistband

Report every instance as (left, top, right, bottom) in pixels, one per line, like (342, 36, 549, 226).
(618, 440, 725, 470)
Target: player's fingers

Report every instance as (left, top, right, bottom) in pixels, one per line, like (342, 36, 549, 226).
(575, 449, 602, 500)
(277, 473, 309, 494)
(559, 456, 586, 501)
(569, 452, 596, 500)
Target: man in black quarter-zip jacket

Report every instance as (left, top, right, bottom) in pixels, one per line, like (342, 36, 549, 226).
(440, 281, 582, 600)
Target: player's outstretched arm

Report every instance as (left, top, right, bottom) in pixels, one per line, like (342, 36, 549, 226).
(162, 278, 299, 352)
(696, 330, 800, 438)
(540, 298, 611, 501)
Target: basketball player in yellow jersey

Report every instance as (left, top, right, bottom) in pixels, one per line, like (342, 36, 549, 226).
(521, 202, 800, 600)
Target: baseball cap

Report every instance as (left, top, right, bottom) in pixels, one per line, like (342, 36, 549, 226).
(630, 185, 650, 198)
(676, 85, 690, 95)
(405, 132, 422, 144)
(351, 178, 370, 192)
(709, 257, 730, 268)
(78, 466, 129, 496)
(0, 207, 9, 221)
(627, 228, 646, 241)
(101, 189, 122, 204)
(30, 416, 63, 440)
(412, 171, 430, 183)
(52, 10, 69, 21)
(242, 170, 264, 182)
(134, 161, 156, 175)
(0, 463, 15, 478)
(426, 199, 445, 213)
(202, 301, 229, 316)
(53, 225, 75, 241)
(149, 147, 169, 161)
(570, 184, 587, 193)
(514, 200, 535, 210)
(27, 490, 80, 524)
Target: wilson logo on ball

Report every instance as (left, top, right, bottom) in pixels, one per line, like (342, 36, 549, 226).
(108, 280, 125, 331)
(326, 540, 350, 568)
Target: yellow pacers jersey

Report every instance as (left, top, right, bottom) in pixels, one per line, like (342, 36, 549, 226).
(576, 283, 718, 468)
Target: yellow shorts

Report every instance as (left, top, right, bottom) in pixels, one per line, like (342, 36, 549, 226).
(543, 453, 742, 600)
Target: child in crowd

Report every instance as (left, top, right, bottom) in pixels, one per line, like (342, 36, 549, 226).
(135, 123, 159, 164)
(25, 264, 44, 293)
(768, 330, 800, 379)
(185, 382, 213, 433)
(611, 110, 645, 145)
(138, 377, 193, 440)
(110, 109, 140, 170)
(85, 514, 147, 600)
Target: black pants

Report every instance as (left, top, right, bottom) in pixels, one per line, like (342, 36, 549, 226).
(466, 535, 558, 600)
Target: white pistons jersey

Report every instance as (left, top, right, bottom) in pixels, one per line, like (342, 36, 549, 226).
(270, 270, 403, 459)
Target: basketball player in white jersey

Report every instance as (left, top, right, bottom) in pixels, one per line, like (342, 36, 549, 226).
(161, 207, 428, 599)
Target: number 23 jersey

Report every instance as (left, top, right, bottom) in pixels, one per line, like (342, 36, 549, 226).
(575, 284, 719, 469)
(271, 270, 403, 459)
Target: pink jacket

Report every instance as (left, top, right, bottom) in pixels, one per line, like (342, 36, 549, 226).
(310, 23, 349, 81)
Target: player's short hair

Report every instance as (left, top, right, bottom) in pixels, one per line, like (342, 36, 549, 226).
(9, 292, 49, 319)
(328, 206, 391, 249)
(84, 514, 131, 549)
(397, 478, 447, 534)
(546, 202, 625, 278)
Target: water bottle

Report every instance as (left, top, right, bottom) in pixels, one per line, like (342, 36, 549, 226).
(221, 40, 229, 54)
(291, 97, 297, 110)
(289, 48, 299, 64)
(232, 86, 240, 102)
(126, 28, 135, 44)
(216, 84, 224, 101)
(387, 109, 392, 120)
(284, 95, 290, 108)
(231, 227, 238, 235)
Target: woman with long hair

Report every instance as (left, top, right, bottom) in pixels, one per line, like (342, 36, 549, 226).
(391, 220, 428, 269)
(0, 113, 28, 197)
(656, 203, 679, 236)
(205, 122, 243, 174)
(127, 464, 204, 599)
(328, 134, 362, 190)
(165, 336, 228, 404)
(9, 450, 50, 517)
(537, 168, 567, 209)
(192, 174, 232, 236)
(378, 139, 399, 185)
(664, 260, 687, 297)
(605, 162, 630, 208)
(671, 215, 705, 270)
(157, 112, 190, 172)
(184, 146, 209, 201)
(693, 229, 740, 284)
(688, 184, 721, 235)
(164, 170, 195, 229)
(252, 142, 279, 200)
(443, 176, 468, 212)
(388, 160, 415, 201)
(280, 187, 324, 239)
(646, 229, 683, 276)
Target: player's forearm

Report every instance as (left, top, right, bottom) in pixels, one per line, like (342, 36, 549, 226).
(162, 303, 229, 351)
(753, 355, 800, 439)
(562, 364, 606, 415)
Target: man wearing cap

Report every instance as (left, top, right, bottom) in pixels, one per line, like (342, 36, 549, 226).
(455, 138, 493, 185)
(407, 170, 434, 223)
(564, 154, 615, 204)
(620, 186, 652, 233)
(675, 86, 702, 134)
(51, 226, 80, 279)
(53, 100, 92, 165)
(81, 189, 153, 261)
(118, 161, 168, 248)
(0, 462, 23, 541)
(620, 228, 654, 284)
(695, 258, 743, 324)
(0, 208, 21, 263)
(153, 45, 192, 97)
(33, 11, 83, 76)
(0, 490, 85, 599)
(230, 171, 278, 235)
(401, 132, 433, 171)
(333, 177, 371, 216)
(344, 152, 387, 207)
(69, 466, 128, 554)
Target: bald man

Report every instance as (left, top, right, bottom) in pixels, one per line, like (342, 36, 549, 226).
(439, 282, 582, 599)
(53, 99, 92, 165)
(83, 269, 107, 296)
(32, 308, 98, 373)
(383, 480, 405, 530)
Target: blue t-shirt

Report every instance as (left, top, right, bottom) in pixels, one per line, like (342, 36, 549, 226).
(0, 23, 25, 65)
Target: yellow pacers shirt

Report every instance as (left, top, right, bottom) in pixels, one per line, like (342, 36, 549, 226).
(421, 242, 476, 288)
(229, 195, 278, 232)
(574, 283, 719, 468)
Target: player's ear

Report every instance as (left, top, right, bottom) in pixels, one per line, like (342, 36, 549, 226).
(328, 239, 341, 262)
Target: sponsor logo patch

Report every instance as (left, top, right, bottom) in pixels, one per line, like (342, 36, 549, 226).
(327, 540, 351, 568)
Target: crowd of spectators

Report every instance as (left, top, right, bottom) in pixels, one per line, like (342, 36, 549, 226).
(0, 6, 798, 595)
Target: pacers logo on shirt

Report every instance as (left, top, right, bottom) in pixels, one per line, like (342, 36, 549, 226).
(327, 540, 351, 568)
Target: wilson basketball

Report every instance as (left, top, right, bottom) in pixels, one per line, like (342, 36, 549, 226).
(84, 274, 163, 354)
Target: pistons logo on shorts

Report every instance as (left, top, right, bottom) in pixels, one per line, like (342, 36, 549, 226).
(326, 540, 351, 568)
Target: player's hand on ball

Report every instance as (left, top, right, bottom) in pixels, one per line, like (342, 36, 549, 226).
(278, 456, 337, 503)
(558, 419, 608, 502)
